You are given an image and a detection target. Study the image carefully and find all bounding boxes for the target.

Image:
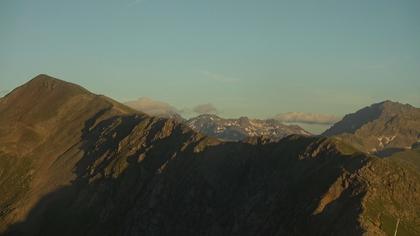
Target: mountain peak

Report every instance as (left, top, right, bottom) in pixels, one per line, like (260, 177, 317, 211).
(377, 100, 395, 105)
(379, 100, 416, 111)
(374, 100, 400, 108)
(323, 100, 420, 153)
(23, 74, 89, 94)
(0, 74, 95, 110)
(31, 73, 60, 82)
(323, 100, 417, 136)
(0, 75, 121, 127)
(27, 74, 69, 88)
(371, 100, 417, 110)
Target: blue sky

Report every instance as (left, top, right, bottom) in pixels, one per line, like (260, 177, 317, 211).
(1, 0, 420, 132)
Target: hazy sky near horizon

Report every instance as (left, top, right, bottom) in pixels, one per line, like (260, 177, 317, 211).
(1, 0, 420, 128)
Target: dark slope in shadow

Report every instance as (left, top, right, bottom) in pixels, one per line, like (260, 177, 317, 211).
(323, 102, 385, 136)
(375, 147, 407, 158)
(5, 112, 369, 236)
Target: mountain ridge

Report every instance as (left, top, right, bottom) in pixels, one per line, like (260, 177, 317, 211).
(0, 75, 419, 235)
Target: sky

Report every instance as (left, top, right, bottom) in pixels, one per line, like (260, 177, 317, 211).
(1, 0, 420, 133)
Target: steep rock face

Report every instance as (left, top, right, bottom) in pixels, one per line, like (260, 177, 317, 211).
(323, 101, 420, 154)
(0, 75, 419, 236)
(186, 114, 311, 141)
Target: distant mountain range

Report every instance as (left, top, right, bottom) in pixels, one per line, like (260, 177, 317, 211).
(0, 75, 419, 236)
(124, 99, 312, 141)
(186, 114, 311, 141)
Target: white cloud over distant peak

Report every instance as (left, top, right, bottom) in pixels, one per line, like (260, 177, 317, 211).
(124, 97, 179, 117)
(275, 112, 340, 125)
(192, 103, 219, 114)
(124, 97, 221, 119)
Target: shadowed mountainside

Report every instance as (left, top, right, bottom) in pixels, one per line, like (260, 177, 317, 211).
(0, 75, 419, 236)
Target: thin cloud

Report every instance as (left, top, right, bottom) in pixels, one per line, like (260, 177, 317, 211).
(124, 97, 180, 116)
(200, 70, 240, 83)
(193, 103, 218, 114)
(124, 97, 221, 118)
(275, 112, 340, 125)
